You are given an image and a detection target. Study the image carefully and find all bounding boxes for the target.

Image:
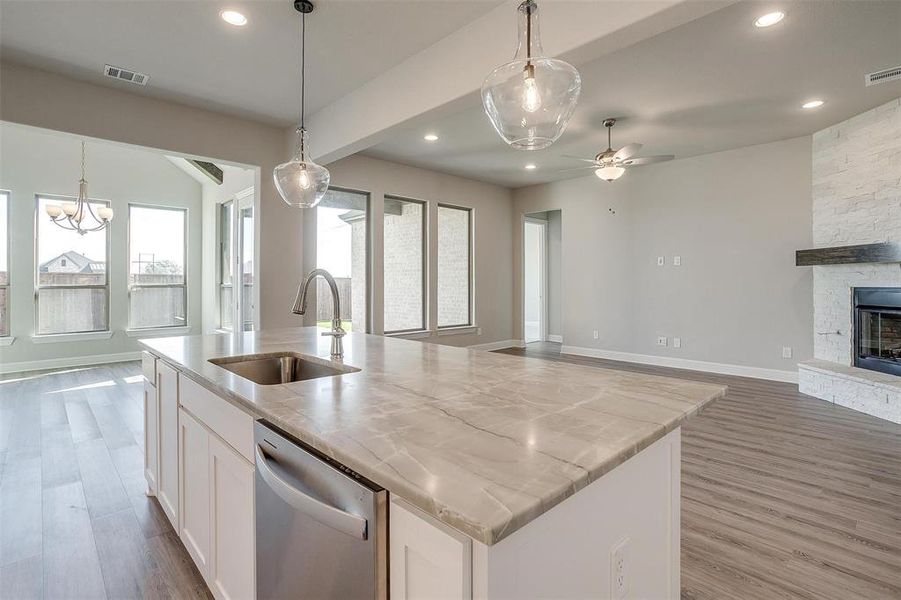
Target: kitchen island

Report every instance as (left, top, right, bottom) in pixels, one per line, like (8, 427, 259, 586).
(140, 327, 725, 599)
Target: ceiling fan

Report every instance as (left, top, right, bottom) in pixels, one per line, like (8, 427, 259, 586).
(563, 118, 674, 181)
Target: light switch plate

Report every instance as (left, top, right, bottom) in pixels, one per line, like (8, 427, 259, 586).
(656, 256, 665, 266)
(673, 256, 681, 266)
(657, 336, 667, 347)
(673, 337, 681, 349)
(593, 330, 600, 340)
(782, 346, 793, 359)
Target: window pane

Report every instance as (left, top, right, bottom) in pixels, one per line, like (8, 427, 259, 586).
(129, 287, 186, 329)
(37, 288, 108, 334)
(240, 204, 254, 331)
(438, 206, 471, 327)
(129, 206, 185, 285)
(317, 189, 367, 332)
(383, 196, 424, 332)
(128, 205, 186, 329)
(37, 197, 108, 286)
(36, 196, 109, 334)
(220, 286, 234, 330)
(0, 192, 8, 337)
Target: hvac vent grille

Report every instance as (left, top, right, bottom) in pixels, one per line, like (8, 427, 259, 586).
(866, 65, 901, 87)
(103, 64, 150, 86)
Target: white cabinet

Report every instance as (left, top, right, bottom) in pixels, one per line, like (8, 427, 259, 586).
(179, 407, 211, 573)
(157, 360, 180, 528)
(143, 378, 159, 494)
(209, 433, 255, 600)
(176, 402, 255, 600)
(390, 498, 472, 600)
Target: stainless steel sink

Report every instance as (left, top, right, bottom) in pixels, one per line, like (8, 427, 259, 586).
(209, 352, 360, 385)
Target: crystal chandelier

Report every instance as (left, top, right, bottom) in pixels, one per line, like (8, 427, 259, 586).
(273, 0, 330, 209)
(45, 141, 113, 235)
(481, 0, 581, 151)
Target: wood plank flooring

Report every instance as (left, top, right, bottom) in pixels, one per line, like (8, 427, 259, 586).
(499, 343, 901, 600)
(0, 363, 210, 600)
(2, 352, 900, 599)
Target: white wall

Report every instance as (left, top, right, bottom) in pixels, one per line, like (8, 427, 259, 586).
(319, 154, 515, 347)
(0, 123, 202, 367)
(513, 136, 814, 376)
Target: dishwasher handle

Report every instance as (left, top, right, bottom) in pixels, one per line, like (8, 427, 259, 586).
(255, 445, 368, 540)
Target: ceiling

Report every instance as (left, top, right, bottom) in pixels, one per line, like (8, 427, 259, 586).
(0, 0, 501, 126)
(364, 0, 901, 187)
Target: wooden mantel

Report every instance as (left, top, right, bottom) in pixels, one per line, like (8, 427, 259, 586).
(796, 242, 901, 266)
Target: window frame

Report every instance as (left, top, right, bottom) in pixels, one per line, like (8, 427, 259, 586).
(436, 202, 474, 330)
(34, 193, 112, 336)
(0, 190, 9, 338)
(217, 199, 235, 331)
(383, 194, 428, 335)
(315, 186, 372, 333)
(126, 202, 189, 331)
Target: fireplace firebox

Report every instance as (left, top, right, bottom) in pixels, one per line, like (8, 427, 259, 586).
(854, 288, 901, 377)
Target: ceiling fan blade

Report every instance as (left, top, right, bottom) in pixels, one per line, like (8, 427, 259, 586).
(561, 155, 600, 164)
(619, 155, 675, 167)
(613, 143, 642, 161)
(556, 165, 600, 173)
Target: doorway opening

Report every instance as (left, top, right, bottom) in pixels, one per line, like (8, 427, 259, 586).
(524, 210, 562, 347)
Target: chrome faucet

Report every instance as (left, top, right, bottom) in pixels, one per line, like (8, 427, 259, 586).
(292, 268, 346, 359)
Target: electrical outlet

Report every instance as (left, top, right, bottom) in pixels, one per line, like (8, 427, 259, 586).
(477, 327, 482, 336)
(656, 256, 665, 266)
(673, 337, 681, 349)
(593, 330, 600, 340)
(782, 346, 793, 359)
(673, 256, 681, 266)
(657, 336, 667, 347)
(610, 537, 629, 599)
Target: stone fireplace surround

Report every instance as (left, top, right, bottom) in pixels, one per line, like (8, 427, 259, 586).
(797, 98, 901, 424)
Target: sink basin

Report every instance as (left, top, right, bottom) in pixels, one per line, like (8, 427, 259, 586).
(209, 352, 360, 385)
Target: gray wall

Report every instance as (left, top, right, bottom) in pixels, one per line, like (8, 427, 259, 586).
(547, 210, 562, 339)
(513, 136, 813, 373)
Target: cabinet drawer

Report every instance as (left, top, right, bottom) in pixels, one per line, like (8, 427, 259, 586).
(142, 352, 157, 384)
(179, 375, 254, 463)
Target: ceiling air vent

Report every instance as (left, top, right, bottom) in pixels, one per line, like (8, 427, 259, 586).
(103, 64, 150, 86)
(865, 65, 901, 87)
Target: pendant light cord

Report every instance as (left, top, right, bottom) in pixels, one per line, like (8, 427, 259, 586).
(301, 11, 306, 130)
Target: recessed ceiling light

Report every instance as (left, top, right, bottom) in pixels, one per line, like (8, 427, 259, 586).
(423, 133, 439, 142)
(220, 10, 248, 26)
(524, 164, 537, 170)
(754, 11, 784, 27)
(802, 99, 825, 109)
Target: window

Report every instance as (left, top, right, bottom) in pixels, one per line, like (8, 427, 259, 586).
(316, 188, 368, 332)
(239, 202, 254, 331)
(383, 196, 426, 333)
(128, 205, 187, 329)
(437, 205, 472, 328)
(218, 201, 234, 330)
(0, 191, 8, 337)
(36, 195, 109, 335)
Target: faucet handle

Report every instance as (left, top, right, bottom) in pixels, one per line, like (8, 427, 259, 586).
(321, 328, 346, 338)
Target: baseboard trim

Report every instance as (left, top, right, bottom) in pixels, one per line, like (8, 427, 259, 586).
(560, 345, 798, 384)
(0, 351, 142, 375)
(547, 334, 563, 343)
(469, 339, 525, 351)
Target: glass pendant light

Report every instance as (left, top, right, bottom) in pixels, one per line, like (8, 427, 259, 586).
(481, 0, 581, 151)
(273, 0, 330, 208)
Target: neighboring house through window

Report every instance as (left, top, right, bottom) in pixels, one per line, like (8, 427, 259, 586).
(36, 195, 110, 335)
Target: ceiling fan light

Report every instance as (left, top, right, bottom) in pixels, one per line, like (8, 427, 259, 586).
(274, 128, 330, 209)
(481, 0, 581, 151)
(595, 166, 625, 182)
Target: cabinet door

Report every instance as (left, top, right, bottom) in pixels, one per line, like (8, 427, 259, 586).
(157, 361, 180, 528)
(390, 498, 472, 600)
(179, 408, 211, 574)
(143, 379, 159, 494)
(208, 434, 255, 600)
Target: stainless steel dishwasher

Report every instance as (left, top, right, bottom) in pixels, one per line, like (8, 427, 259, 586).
(254, 421, 387, 600)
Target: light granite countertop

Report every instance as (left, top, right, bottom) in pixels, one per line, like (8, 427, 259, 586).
(141, 327, 725, 545)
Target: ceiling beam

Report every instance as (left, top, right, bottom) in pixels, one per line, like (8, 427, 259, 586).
(307, 0, 735, 165)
